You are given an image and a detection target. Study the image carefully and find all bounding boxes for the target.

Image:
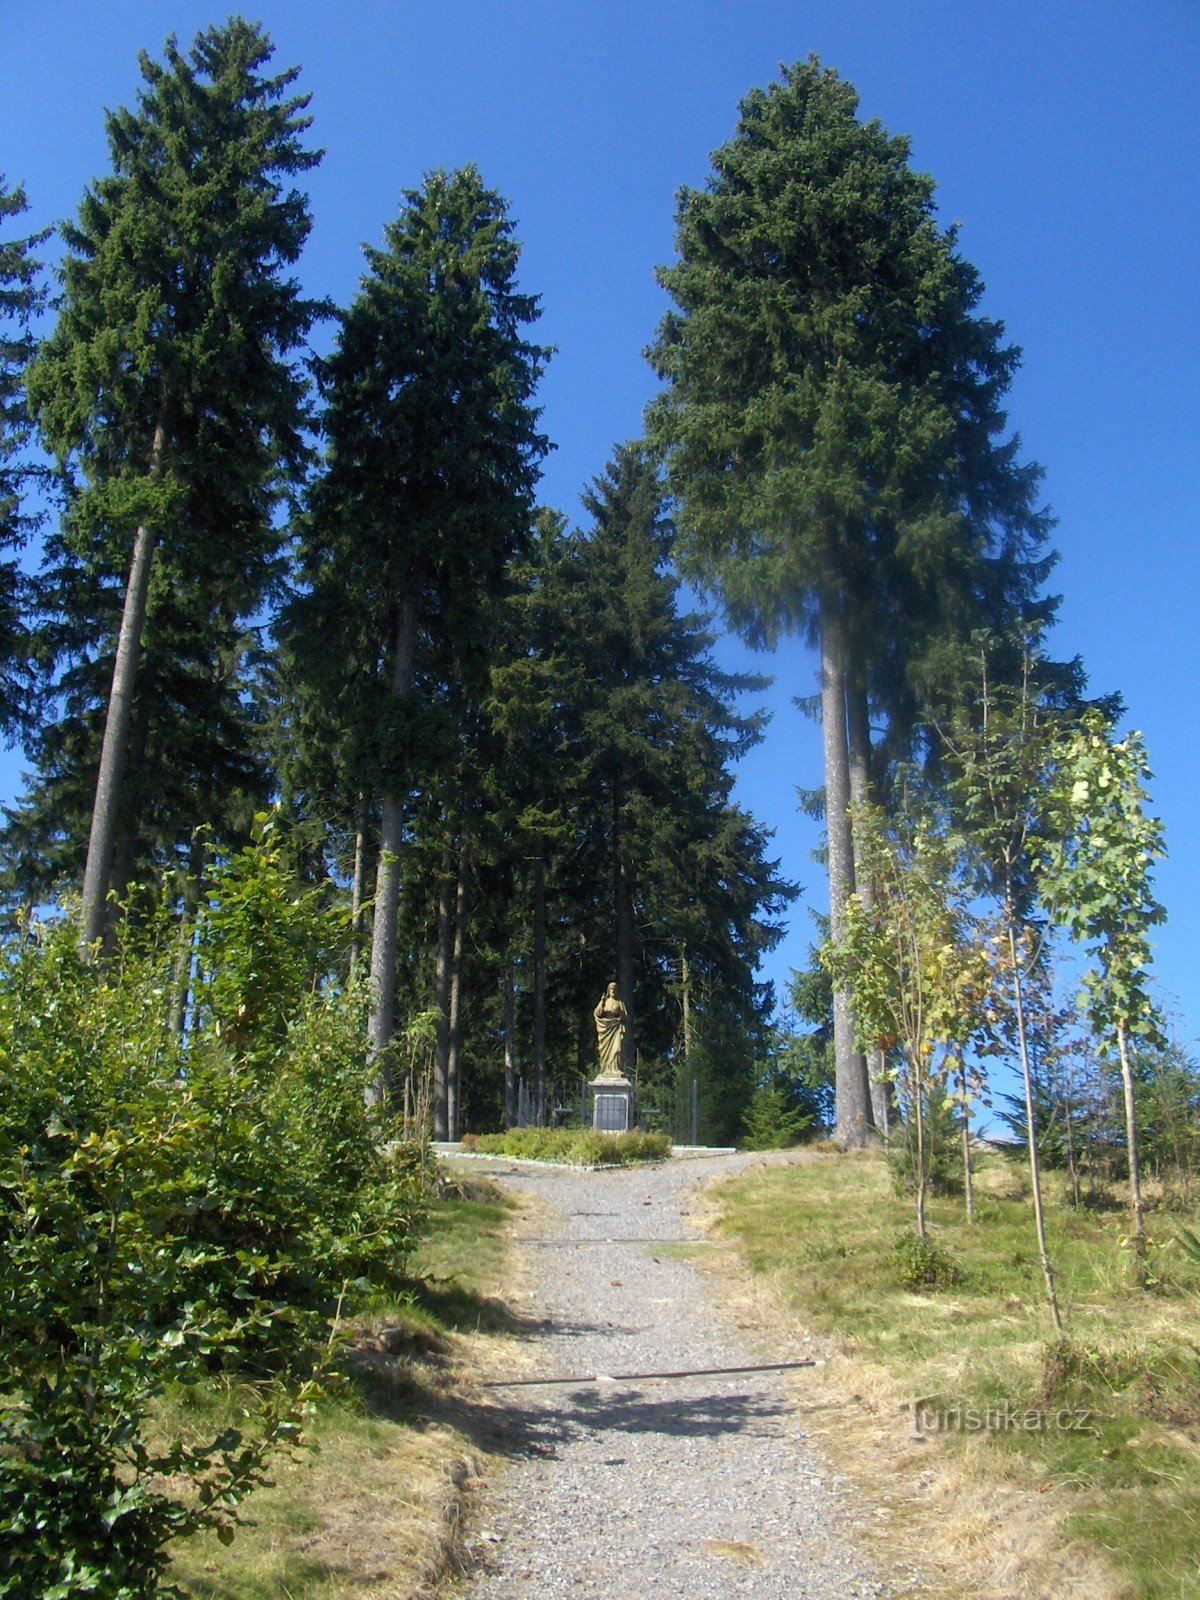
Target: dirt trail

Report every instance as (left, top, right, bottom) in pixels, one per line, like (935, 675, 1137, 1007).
(454, 1151, 922, 1599)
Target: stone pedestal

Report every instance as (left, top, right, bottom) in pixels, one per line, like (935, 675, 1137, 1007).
(590, 1074, 634, 1133)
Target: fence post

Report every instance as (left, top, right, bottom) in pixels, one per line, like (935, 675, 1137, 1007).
(691, 1077, 699, 1146)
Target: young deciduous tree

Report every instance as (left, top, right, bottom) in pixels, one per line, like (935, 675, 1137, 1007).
(823, 798, 990, 1238)
(646, 57, 1055, 1147)
(1038, 712, 1167, 1248)
(944, 643, 1068, 1329)
(25, 20, 321, 949)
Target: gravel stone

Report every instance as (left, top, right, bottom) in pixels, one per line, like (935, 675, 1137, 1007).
(457, 1152, 914, 1599)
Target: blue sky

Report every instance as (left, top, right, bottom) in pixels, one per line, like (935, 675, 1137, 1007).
(4, 1, 1198, 1043)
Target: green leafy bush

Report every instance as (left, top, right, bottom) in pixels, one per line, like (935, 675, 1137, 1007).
(461, 1128, 671, 1165)
(889, 1229, 964, 1290)
(0, 825, 424, 1597)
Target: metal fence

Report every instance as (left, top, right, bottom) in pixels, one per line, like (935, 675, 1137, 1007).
(514, 1074, 590, 1129)
(638, 1076, 699, 1145)
(512, 1072, 701, 1143)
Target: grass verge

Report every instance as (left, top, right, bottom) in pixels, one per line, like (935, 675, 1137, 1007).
(704, 1151, 1200, 1600)
(169, 1172, 528, 1599)
(460, 1127, 670, 1164)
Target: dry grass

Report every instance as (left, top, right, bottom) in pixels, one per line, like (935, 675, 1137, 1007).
(695, 1150, 1200, 1600)
(702, 1538, 766, 1565)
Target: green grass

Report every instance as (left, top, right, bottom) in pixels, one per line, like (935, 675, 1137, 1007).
(460, 1126, 671, 1164)
(169, 1178, 518, 1598)
(712, 1151, 1200, 1600)
(399, 1177, 520, 1333)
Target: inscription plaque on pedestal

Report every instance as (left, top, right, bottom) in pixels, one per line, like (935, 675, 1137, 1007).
(590, 1074, 633, 1133)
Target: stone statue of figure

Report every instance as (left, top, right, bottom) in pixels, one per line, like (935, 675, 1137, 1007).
(593, 982, 628, 1079)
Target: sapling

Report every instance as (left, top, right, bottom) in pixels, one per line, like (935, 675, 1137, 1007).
(943, 643, 1065, 1330)
(824, 798, 989, 1241)
(1038, 711, 1166, 1258)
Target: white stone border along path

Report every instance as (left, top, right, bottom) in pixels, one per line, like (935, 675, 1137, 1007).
(451, 1150, 919, 1599)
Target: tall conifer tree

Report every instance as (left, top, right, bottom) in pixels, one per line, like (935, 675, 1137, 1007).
(486, 447, 793, 1135)
(24, 20, 320, 946)
(0, 179, 45, 737)
(647, 58, 1054, 1144)
(291, 167, 549, 1091)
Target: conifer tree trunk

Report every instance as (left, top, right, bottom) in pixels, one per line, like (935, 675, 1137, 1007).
(680, 943, 693, 1063)
(101, 818, 136, 962)
(433, 833, 454, 1140)
(822, 604, 873, 1146)
(503, 950, 518, 1127)
(577, 987, 592, 1080)
(532, 844, 547, 1119)
(847, 681, 888, 1135)
(615, 813, 637, 1077)
(617, 866, 637, 1078)
(574, 933, 591, 1081)
(446, 838, 470, 1142)
(168, 833, 206, 1035)
(100, 686, 154, 959)
(366, 596, 417, 1101)
(79, 417, 166, 952)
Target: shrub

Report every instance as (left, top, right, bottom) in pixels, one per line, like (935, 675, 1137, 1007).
(887, 1083, 963, 1197)
(0, 826, 425, 1597)
(740, 1078, 813, 1150)
(889, 1229, 964, 1290)
(465, 1128, 671, 1165)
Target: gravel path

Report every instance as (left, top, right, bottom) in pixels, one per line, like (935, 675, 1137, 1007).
(456, 1152, 912, 1600)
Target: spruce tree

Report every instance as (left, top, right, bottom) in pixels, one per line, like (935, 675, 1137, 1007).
(0, 179, 46, 738)
(291, 167, 549, 1091)
(23, 20, 320, 946)
(647, 58, 1055, 1145)
(486, 446, 793, 1134)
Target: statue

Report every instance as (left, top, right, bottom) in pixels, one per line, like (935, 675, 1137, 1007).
(593, 982, 628, 1079)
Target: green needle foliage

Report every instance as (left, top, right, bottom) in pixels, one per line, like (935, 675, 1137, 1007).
(647, 54, 1051, 664)
(647, 56, 1056, 1146)
(17, 19, 322, 939)
(289, 164, 549, 1079)
(480, 446, 794, 1139)
(0, 177, 46, 739)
